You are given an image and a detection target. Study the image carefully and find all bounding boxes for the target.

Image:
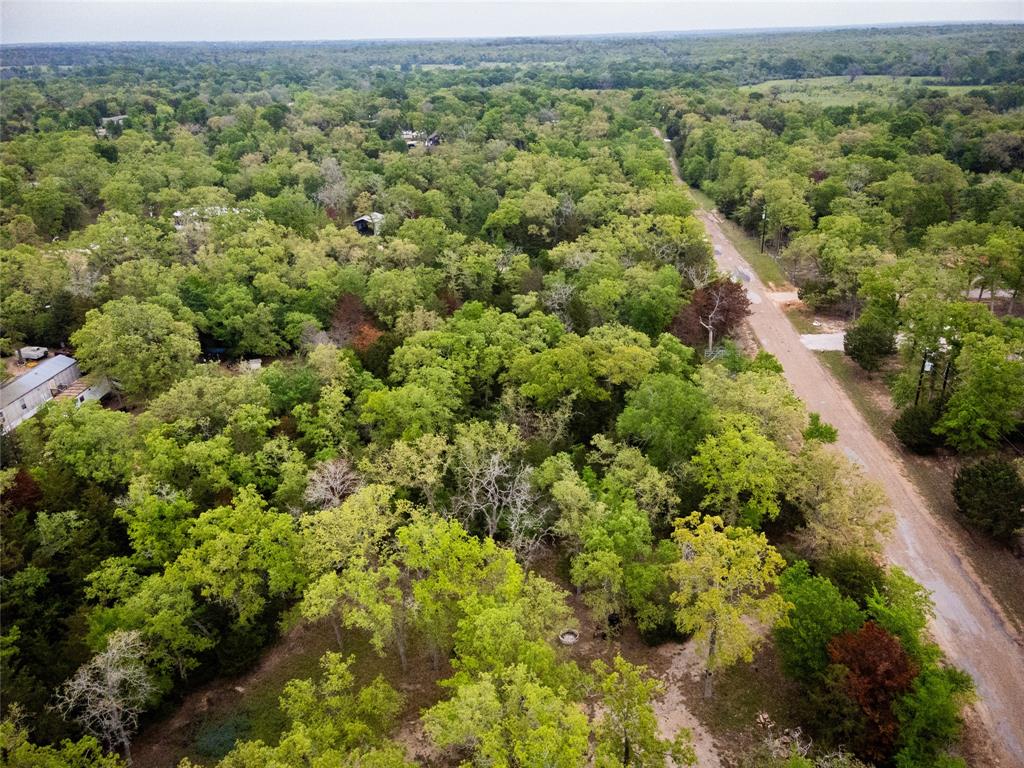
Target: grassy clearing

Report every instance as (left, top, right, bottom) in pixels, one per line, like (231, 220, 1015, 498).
(739, 75, 989, 105)
(783, 306, 819, 335)
(139, 620, 448, 768)
(173, 624, 336, 765)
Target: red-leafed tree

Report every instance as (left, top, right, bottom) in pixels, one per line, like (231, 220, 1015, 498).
(671, 277, 750, 353)
(827, 620, 919, 762)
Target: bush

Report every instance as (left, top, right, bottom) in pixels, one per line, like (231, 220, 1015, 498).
(952, 458, 1024, 542)
(891, 403, 942, 455)
(894, 666, 973, 768)
(815, 552, 886, 607)
(804, 412, 838, 443)
(844, 320, 895, 372)
(195, 715, 252, 759)
(776, 562, 864, 683)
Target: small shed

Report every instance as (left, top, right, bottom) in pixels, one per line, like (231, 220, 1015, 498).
(353, 212, 385, 236)
(1, 355, 81, 433)
(17, 346, 48, 362)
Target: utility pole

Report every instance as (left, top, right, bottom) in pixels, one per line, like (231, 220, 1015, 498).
(759, 206, 768, 254)
(914, 349, 932, 406)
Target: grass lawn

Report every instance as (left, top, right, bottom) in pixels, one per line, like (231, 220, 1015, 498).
(783, 305, 819, 335)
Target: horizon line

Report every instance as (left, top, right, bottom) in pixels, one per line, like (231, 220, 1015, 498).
(4, 18, 1022, 48)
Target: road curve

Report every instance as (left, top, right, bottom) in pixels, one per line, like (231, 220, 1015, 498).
(656, 130, 1024, 765)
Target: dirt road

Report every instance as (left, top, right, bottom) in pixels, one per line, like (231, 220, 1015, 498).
(655, 131, 1024, 765)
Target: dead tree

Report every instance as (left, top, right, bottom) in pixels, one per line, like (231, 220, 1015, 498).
(451, 445, 550, 565)
(304, 457, 363, 510)
(315, 157, 350, 218)
(542, 281, 576, 332)
(55, 630, 154, 766)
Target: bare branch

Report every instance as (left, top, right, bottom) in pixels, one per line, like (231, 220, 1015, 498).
(304, 457, 363, 510)
(55, 630, 154, 764)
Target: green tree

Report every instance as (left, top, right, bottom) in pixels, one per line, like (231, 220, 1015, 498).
(616, 373, 712, 469)
(364, 267, 442, 327)
(952, 458, 1024, 542)
(71, 297, 199, 400)
(0, 716, 123, 767)
(423, 664, 589, 768)
(592, 655, 697, 768)
(690, 417, 790, 528)
(176, 487, 303, 625)
(775, 562, 864, 683)
(22, 177, 81, 237)
(179, 652, 412, 768)
(789, 444, 893, 559)
(359, 379, 456, 442)
(894, 666, 974, 768)
(671, 513, 789, 698)
(396, 515, 519, 670)
(844, 319, 896, 372)
(935, 332, 1024, 452)
(39, 401, 135, 487)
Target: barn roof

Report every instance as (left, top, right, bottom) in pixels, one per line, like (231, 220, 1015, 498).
(353, 212, 385, 224)
(0, 355, 78, 408)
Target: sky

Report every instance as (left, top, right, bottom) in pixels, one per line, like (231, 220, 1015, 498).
(2, 0, 1021, 45)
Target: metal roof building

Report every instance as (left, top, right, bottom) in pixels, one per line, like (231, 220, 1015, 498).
(353, 212, 385, 236)
(1, 355, 82, 433)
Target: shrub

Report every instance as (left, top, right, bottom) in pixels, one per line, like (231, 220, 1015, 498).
(828, 622, 919, 763)
(804, 412, 838, 443)
(891, 403, 941, 455)
(894, 666, 973, 768)
(844, 320, 895, 372)
(952, 458, 1024, 542)
(815, 552, 886, 607)
(195, 715, 252, 759)
(776, 562, 864, 683)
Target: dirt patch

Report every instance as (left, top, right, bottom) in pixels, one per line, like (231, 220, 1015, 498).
(651, 643, 724, 768)
(531, 552, 727, 768)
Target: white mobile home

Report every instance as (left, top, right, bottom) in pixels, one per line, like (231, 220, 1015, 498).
(0, 355, 92, 433)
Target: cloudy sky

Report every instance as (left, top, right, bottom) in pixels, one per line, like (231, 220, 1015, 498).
(2, 1, 1021, 44)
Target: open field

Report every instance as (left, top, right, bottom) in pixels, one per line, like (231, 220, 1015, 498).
(740, 74, 994, 104)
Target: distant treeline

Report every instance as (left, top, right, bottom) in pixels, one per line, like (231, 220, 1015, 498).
(3, 23, 1023, 91)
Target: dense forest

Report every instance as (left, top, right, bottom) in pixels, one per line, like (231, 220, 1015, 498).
(1, 22, 1022, 768)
